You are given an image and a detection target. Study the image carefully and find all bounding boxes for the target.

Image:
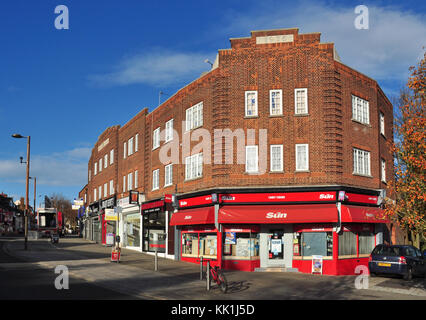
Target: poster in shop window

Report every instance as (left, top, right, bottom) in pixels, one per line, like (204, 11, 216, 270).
(225, 232, 236, 244)
(312, 255, 323, 274)
(270, 239, 282, 255)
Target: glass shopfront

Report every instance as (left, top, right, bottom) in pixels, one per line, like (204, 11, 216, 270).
(181, 230, 217, 259)
(124, 213, 141, 248)
(223, 230, 259, 260)
(143, 210, 166, 253)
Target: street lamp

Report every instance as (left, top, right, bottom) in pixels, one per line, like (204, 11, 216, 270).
(12, 133, 30, 250)
(29, 176, 37, 216)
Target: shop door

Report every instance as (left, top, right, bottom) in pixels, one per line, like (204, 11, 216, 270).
(266, 229, 285, 267)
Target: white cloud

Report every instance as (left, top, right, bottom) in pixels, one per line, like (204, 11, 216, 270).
(0, 147, 90, 187)
(89, 49, 215, 87)
(219, 1, 426, 82)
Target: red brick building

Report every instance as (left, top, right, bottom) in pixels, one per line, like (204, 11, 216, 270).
(79, 28, 395, 275)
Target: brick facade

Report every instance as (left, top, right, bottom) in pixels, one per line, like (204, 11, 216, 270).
(80, 28, 393, 207)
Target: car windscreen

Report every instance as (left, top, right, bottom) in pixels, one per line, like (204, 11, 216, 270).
(373, 245, 401, 256)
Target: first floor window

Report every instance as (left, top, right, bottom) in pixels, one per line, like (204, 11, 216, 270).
(98, 186, 102, 200)
(94, 188, 97, 202)
(99, 158, 102, 172)
(153, 128, 160, 149)
(109, 180, 114, 195)
(123, 142, 127, 159)
(353, 148, 371, 176)
(152, 169, 159, 190)
(104, 154, 108, 168)
(128, 137, 134, 156)
(380, 113, 385, 136)
(128, 172, 133, 191)
(94, 162, 97, 175)
(381, 159, 386, 183)
(165, 119, 174, 142)
(295, 144, 309, 171)
(103, 183, 107, 198)
(165, 164, 173, 186)
(270, 145, 283, 172)
(135, 134, 139, 152)
(110, 149, 114, 165)
(134, 170, 138, 189)
(123, 175, 126, 193)
(185, 153, 203, 180)
(185, 102, 203, 131)
(245, 146, 258, 173)
(352, 95, 370, 124)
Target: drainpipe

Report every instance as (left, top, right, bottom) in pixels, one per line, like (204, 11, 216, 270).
(336, 202, 342, 234)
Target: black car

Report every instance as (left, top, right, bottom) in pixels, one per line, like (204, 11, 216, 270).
(368, 244, 426, 280)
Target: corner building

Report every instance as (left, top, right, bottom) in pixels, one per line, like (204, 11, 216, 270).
(80, 28, 395, 275)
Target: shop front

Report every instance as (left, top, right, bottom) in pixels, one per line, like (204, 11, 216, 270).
(170, 188, 388, 275)
(100, 196, 116, 245)
(141, 196, 174, 258)
(117, 191, 142, 251)
(88, 201, 100, 242)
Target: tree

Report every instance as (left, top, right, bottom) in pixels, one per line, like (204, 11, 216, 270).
(384, 52, 426, 248)
(49, 193, 77, 229)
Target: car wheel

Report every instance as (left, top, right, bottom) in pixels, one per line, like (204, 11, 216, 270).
(403, 267, 413, 281)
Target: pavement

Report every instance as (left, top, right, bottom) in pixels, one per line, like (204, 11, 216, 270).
(1, 236, 425, 300)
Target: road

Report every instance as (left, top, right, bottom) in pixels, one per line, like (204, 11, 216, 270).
(0, 236, 425, 300)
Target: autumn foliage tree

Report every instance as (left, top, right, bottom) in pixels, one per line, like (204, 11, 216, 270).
(384, 52, 426, 247)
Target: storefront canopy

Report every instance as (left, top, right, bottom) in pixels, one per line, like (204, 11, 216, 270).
(341, 205, 389, 223)
(219, 204, 339, 224)
(170, 207, 215, 226)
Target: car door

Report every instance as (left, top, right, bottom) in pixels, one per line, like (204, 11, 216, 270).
(414, 248, 425, 275)
(406, 246, 421, 275)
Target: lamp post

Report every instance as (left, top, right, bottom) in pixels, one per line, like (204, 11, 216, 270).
(29, 176, 37, 221)
(12, 133, 30, 250)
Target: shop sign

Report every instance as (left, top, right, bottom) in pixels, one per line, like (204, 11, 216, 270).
(105, 208, 118, 221)
(312, 255, 323, 274)
(179, 195, 212, 208)
(345, 193, 378, 205)
(225, 232, 237, 244)
(129, 191, 139, 205)
(141, 200, 164, 214)
(219, 191, 336, 204)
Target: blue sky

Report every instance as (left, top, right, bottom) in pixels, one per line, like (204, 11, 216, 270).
(0, 0, 425, 207)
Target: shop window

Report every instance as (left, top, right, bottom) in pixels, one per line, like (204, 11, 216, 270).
(182, 233, 199, 257)
(359, 231, 375, 256)
(294, 232, 333, 257)
(338, 230, 357, 258)
(223, 232, 259, 260)
(199, 233, 217, 258)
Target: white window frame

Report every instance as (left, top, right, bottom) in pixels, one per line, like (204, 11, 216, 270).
(99, 158, 102, 172)
(104, 154, 108, 169)
(135, 134, 139, 152)
(185, 102, 203, 131)
(381, 159, 386, 183)
(352, 95, 370, 125)
(94, 188, 97, 202)
(152, 169, 160, 190)
(123, 175, 126, 193)
(134, 170, 138, 189)
(94, 163, 97, 175)
(165, 164, 173, 187)
(128, 137, 134, 156)
(245, 91, 258, 117)
(104, 183, 107, 198)
(110, 149, 114, 165)
(165, 119, 174, 142)
(109, 180, 114, 196)
(270, 90, 283, 116)
(245, 145, 259, 173)
(123, 142, 127, 159)
(153, 127, 160, 150)
(294, 88, 308, 115)
(380, 113, 385, 136)
(353, 148, 371, 176)
(128, 172, 133, 191)
(185, 153, 203, 180)
(270, 145, 283, 172)
(98, 186, 102, 200)
(295, 144, 309, 171)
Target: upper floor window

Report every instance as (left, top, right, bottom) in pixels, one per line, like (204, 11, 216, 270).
(185, 102, 203, 131)
(245, 145, 259, 173)
(134, 170, 138, 189)
(109, 180, 114, 196)
(135, 134, 139, 152)
(152, 169, 160, 190)
(381, 159, 386, 183)
(352, 95, 370, 125)
(94, 188, 97, 202)
(128, 137, 134, 156)
(165, 119, 174, 142)
(103, 183, 107, 198)
(270, 90, 282, 116)
(185, 153, 203, 180)
(153, 127, 160, 150)
(295, 144, 309, 171)
(270, 145, 283, 172)
(110, 149, 114, 165)
(104, 154, 108, 169)
(165, 164, 173, 187)
(380, 113, 385, 136)
(245, 91, 258, 117)
(294, 88, 308, 115)
(98, 186, 102, 200)
(353, 148, 371, 176)
(123, 175, 126, 193)
(94, 162, 97, 175)
(127, 172, 133, 191)
(123, 142, 127, 159)
(99, 158, 102, 172)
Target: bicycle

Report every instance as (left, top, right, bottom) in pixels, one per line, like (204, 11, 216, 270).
(198, 258, 228, 293)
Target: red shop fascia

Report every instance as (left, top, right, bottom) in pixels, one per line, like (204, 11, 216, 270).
(169, 187, 389, 275)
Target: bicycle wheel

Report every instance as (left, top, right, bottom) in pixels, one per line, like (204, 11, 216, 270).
(216, 270, 228, 294)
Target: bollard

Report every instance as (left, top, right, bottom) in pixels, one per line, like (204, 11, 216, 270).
(200, 256, 204, 280)
(206, 262, 210, 291)
(154, 250, 158, 271)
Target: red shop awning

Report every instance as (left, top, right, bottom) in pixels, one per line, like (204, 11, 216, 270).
(170, 207, 215, 226)
(218, 204, 338, 224)
(341, 205, 389, 223)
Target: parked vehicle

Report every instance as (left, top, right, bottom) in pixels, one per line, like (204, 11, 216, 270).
(369, 244, 426, 280)
(50, 233, 59, 244)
